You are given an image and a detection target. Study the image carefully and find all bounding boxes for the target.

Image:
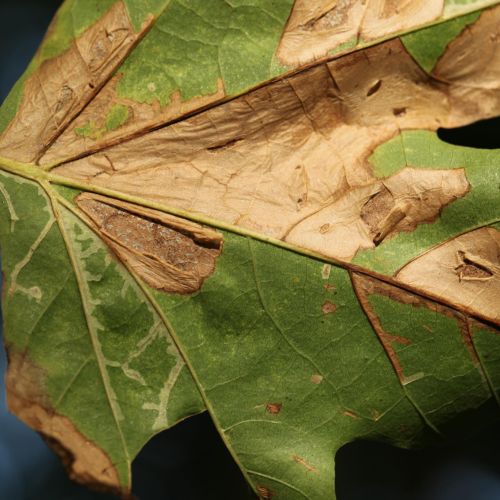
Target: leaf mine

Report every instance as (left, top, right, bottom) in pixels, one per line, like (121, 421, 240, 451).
(351, 272, 495, 430)
(75, 193, 223, 294)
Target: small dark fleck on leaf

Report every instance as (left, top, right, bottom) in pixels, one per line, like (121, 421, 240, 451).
(366, 79, 382, 96)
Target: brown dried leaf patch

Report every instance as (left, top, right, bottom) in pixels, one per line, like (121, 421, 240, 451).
(5, 349, 122, 495)
(257, 485, 274, 499)
(277, 0, 443, 67)
(292, 454, 318, 473)
(396, 227, 500, 323)
(53, 37, 496, 262)
(76, 193, 223, 294)
(0, 1, 152, 163)
(41, 75, 226, 165)
(265, 402, 283, 415)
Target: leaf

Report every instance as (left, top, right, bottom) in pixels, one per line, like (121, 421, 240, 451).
(0, 1, 499, 498)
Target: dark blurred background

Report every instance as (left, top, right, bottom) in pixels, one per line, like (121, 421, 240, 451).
(1, 2, 500, 499)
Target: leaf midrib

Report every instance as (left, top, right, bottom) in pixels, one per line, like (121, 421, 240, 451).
(41, 180, 132, 485)
(56, 192, 260, 497)
(1, 155, 498, 329)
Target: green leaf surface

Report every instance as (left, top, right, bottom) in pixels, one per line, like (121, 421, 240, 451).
(0, 171, 203, 489)
(0, 1, 499, 498)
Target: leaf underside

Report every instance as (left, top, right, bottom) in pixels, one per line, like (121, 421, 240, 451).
(0, 1, 499, 498)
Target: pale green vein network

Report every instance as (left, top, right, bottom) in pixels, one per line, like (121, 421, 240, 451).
(55, 193, 205, 441)
(45, 186, 132, 484)
(0, 171, 206, 490)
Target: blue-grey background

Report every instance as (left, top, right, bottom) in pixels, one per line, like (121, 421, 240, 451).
(0, 2, 499, 499)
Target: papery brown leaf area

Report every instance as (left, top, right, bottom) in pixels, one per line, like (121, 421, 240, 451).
(6, 350, 120, 492)
(54, 22, 499, 262)
(396, 227, 500, 323)
(277, 0, 444, 66)
(0, 1, 152, 163)
(76, 193, 223, 293)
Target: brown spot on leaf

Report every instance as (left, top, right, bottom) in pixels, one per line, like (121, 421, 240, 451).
(343, 410, 360, 419)
(76, 193, 223, 294)
(396, 227, 500, 323)
(0, 1, 152, 163)
(5, 349, 123, 496)
(207, 137, 244, 152)
(265, 403, 282, 415)
(392, 107, 407, 117)
(319, 223, 330, 234)
(293, 454, 318, 473)
(310, 374, 323, 384)
(322, 300, 337, 314)
(360, 186, 396, 244)
(257, 485, 274, 499)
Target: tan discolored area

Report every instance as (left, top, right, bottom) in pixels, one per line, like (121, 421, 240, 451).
(322, 300, 337, 314)
(277, 0, 443, 67)
(5, 349, 122, 495)
(53, 38, 495, 262)
(42, 5, 500, 167)
(40, 76, 226, 165)
(0, 1, 152, 163)
(286, 167, 469, 260)
(75, 193, 223, 294)
(395, 227, 500, 323)
(433, 6, 500, 121)
(433, 9, 500, 88)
